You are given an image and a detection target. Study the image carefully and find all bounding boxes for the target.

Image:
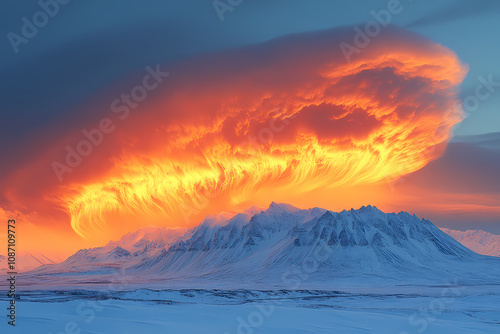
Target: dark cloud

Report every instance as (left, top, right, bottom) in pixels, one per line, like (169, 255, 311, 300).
(404, 132, 500, 193)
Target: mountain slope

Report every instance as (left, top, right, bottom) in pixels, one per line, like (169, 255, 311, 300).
(38, 226, 187, 274)
(0, 253, 59, 273)
(127, 203, 497, 287)
(441, 228, 500, 257)
(27, 203, 500, 288)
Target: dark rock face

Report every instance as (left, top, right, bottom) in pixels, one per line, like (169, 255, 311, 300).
(339, 228, 357, 247)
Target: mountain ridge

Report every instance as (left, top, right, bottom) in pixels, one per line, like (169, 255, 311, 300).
(441, 228, 500, 257)
(25, 203, 500, 289)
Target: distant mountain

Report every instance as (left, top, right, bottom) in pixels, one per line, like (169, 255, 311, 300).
(40, 226, 187, 274)
(441, 228, 500, 257)
(0, 253, 59, 272)
(29, 203, 500, 288)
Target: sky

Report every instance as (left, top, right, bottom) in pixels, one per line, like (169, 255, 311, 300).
(0, 0, 499, 257)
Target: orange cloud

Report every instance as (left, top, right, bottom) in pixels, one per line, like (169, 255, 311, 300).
(0, 27, 467, 243)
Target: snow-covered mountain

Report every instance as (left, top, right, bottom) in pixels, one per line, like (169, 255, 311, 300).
(43, 226, 187, 273)
(0, 253, 60, 272)
(441, 228, 500, 257)
(128, 203, 497, 285)
(28, 203, 500, 288)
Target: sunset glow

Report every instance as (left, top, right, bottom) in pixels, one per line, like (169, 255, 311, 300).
(0, 28, 471, 254)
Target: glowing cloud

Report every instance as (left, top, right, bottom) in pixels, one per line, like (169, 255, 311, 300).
(1, 27, 467, 239)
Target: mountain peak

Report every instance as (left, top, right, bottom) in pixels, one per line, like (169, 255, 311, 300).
(356, 205, 382, 213)
(267, 202, 300, 213)
(201, 212, 235, 227)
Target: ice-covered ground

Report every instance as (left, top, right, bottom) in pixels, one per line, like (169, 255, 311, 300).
(1, 285, 499, 333)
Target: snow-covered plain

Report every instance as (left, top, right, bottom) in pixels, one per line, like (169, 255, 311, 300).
(1, 286, 499, 333)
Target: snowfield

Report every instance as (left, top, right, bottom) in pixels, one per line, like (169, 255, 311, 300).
(1, 286, 499, 333)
